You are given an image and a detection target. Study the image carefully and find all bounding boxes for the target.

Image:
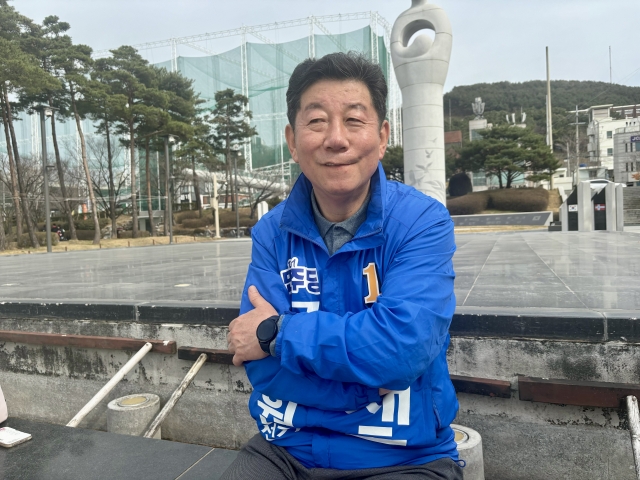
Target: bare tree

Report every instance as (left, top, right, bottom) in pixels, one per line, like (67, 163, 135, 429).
(238, 171, 284, 219)
(87, 135, 128, 234)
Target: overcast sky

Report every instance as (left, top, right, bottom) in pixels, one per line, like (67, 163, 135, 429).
(14, 0, 640, 93)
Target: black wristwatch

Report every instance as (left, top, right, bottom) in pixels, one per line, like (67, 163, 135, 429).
(256, 315, 280, 354)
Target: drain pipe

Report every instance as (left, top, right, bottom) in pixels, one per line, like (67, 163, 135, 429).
(143, 353, 207, 438)
(628, 395, 640, 480)
(67, 342, 153, 428)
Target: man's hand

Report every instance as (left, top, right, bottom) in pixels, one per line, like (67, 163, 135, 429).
(227, 286, 278, 367)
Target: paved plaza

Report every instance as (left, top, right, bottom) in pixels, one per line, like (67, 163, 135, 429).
(0, 232, 638, 313)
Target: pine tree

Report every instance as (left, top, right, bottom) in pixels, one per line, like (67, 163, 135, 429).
(57, 42, 102, 244)
(456, 125, 559, 189)
(209, 89, 256, 211)
(0, 4, 58, 247)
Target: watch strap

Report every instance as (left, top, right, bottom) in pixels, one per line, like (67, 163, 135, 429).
(269, 315, 284, 357)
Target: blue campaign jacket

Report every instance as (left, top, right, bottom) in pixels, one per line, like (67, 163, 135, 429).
(240, 163, 459, 470)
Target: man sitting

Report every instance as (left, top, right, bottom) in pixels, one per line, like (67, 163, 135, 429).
(226, 52, 462, 480)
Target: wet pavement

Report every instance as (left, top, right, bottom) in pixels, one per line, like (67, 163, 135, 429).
(0, 232, 638, 313)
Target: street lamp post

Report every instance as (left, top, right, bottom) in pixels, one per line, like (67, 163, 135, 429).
(37, 105, 57, 253)
(163, 135, 175, 244)
(234, 148, 240, 238)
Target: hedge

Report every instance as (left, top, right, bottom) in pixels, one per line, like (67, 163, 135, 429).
(446, 191, 490, 215)
(75, 230, 101, 241)
(75, 218, 110, 230)
(175, 210, 200, 223)
(489, 188, 549, 212)
(446, 188, 550, 216)
(17, 232, 59, 248)
(182, 217, 211, 229)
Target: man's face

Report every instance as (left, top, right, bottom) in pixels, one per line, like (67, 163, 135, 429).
(285, 79, 389, 202)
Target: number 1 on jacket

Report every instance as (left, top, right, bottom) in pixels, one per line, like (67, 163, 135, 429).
(363, 263, 381, 304)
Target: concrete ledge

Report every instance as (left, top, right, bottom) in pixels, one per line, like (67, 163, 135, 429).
(518, 376, 640, 408)
(451, 307, 606, 341)
(451, 374, 511, 398)
(179, 347, 234, 365)
(3, 301, 640, 344)
(0, 300, 239, 326)
(0, 330, 176, 354)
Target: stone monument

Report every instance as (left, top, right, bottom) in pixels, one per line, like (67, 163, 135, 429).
(391, 0, 453, 205)
(469, 97, 489, 141)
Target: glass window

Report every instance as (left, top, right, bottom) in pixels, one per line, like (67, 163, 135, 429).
(626, 143, 629, 152)
(607, 131, 613, 139)
(607, 148, 613, 156)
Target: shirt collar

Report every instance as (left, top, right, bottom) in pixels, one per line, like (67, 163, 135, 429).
(310, 189, 371, 238)
(280, 162, 387, 247)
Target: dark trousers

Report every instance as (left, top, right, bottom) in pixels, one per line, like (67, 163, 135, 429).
(220, 434, 464, 480)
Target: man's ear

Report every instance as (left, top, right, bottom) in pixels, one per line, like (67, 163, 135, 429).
(285, 124, 299, 164)
(378, 120, 391, 159)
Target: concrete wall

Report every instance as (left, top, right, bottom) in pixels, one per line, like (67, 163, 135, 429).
(0, 304, 638, 479)
(0, 316, 255, 450)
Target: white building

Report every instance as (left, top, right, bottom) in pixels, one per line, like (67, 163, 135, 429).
(586, 104, 640, 172)
(613, 119, 640, 186)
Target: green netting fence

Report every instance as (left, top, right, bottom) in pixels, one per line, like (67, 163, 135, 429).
(155, 26, 390, 171)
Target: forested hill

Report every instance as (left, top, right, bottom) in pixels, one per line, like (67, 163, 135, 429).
(444, 80, 640, 116)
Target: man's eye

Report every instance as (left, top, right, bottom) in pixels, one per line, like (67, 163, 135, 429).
(347, 118, 363, 124)
(309, 118, 325, 124)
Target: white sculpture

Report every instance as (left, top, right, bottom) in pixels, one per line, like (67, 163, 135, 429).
(391, 0, 453, 205)
(472, 98, 485, 119)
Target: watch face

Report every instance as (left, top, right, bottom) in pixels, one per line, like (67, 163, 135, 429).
(257, 318, 278, 342)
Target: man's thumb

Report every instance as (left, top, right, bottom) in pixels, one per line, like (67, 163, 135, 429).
(248, 286, 266, 308)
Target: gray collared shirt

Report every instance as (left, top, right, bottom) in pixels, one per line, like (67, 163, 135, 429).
(310, 189, 371, 256)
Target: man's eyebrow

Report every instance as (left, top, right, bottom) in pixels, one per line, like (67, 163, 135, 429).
(302, 102, 369, 112)
(303, 102, 324, 112)
(346, 103, 368, 112)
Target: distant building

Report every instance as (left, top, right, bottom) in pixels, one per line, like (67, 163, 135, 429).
(613, 118, 640, 186)
(586, 104, 640, 173)
(445, 130, 463, 148)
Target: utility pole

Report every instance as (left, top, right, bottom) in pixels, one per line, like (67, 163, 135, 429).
(37, 105, 57, 253)
(163, 135, 174, 244)
(234, 149, 240, 238)
(546, 47, 553, 154)
(569, 106, 586, 184)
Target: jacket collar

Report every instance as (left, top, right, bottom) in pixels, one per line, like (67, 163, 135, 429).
(280, 162, 387, 252)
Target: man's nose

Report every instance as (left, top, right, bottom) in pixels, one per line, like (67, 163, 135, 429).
(323, 121, 349, 151)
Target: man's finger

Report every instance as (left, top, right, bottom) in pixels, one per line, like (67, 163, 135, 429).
(232, 355, 243, 367)
(247, 285, 267, 308)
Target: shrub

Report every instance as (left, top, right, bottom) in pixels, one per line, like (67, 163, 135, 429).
(182, 217, 211, 229)
(448, 173, 473, 197)
(75, 218, 110, 230)
(446, 191, 490, 216)
(175, 210, 200, 223)
(489, 188, 549, 212)
(75, 230, 99, 241)
(17, 232, 59, 248)
(117, 230, 150, 238)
